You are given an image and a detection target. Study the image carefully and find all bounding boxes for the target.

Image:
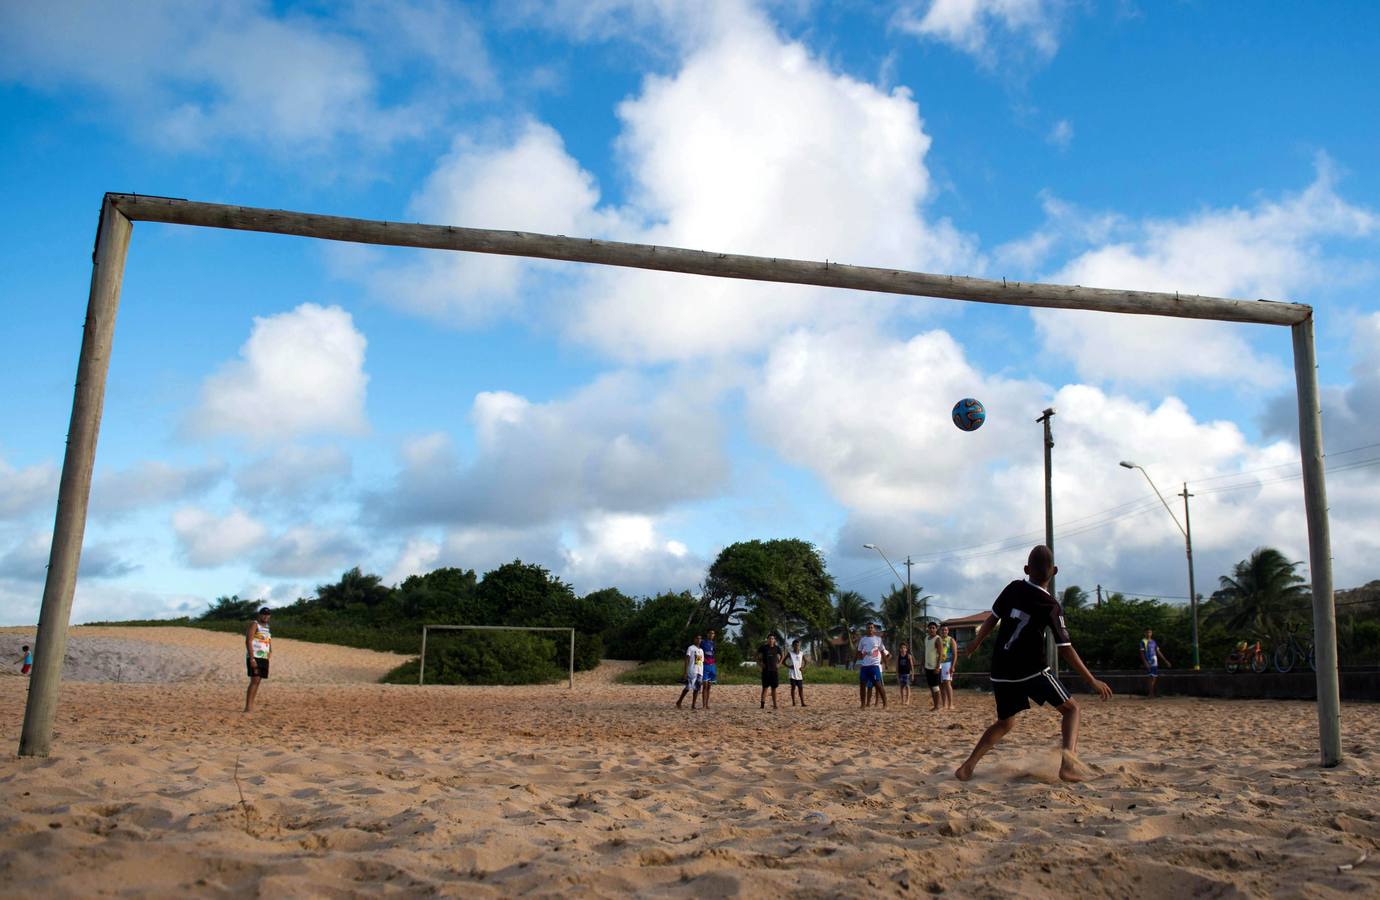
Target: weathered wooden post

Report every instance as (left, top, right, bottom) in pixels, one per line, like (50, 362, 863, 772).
(19, 197, 132, 757)
(1291, 317, 1341, 766)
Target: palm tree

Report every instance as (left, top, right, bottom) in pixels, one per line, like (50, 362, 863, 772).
(1059, 585, 1090, 613)
(1206, 547, 1310, 636)
(879, 585, 934, 649)
(833, 590, 876, 668)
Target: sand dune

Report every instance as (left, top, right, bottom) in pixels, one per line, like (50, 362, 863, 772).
(0, 627, 406, 684)
(2, 654, 1377, 897)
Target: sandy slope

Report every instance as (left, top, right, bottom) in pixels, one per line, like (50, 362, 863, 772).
(0, 627, 406, 684)
(1, 664, 1377, 898)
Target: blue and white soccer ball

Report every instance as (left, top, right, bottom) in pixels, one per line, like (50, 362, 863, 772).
(952, 398, 986, 432)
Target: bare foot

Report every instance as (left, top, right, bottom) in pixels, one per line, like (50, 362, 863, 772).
(1058, 751, 1091, 783)
(954, 760, 976, 781)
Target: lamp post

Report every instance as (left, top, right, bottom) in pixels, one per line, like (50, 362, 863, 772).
(864, 544, 915, 653)
(1120, 461, 1200, 670)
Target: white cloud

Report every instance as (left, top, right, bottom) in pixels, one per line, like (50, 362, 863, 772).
(360, 119, 621, 326)
(561, 512, 704, 595)
(91, 460, 225, 519)
(192, 304, 369, 442)
(1036, 164, 1378, 387)
(233, 446, 352, 507)
(570, 10, 974, 361)
(0, 531, 139, 581)
(740, 324, 1378, 601)
(171, 506, 268, 568)
(0, 458, 58, 520)
(365, 5, 974, 363)
(257, 526, 363, 578)
(1047, 118, 1073, 150)
(747, 325, 1047, 515)
(0, 0, 491, 155)
(1264, 311, 1380, 452)
(384, 536, 444, 586)
(371, 370, 728, 527)
(895, 0, 1067, 65)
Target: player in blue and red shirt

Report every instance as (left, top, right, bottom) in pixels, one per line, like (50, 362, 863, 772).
(955, 545, 1113, 783)
(700, 629, 718, 709)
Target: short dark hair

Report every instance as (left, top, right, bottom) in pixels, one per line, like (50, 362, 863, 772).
(258, 607, 271, 615)
(22, 644, 29, 650)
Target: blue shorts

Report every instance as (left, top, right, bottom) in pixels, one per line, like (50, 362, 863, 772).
(859, 665, 882, 687)
(1147, 664, 1159, 677)
(898, 673, 912, 687)
(703, 664, 717, 684)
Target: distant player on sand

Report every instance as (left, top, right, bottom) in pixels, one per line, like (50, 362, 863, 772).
(700, 629, 718, 709)
(856, 623, 888, 708)
(676, 635, 704, 709)
(923, 621, 941, 710)
(1141, 629, 1171, 699)
(244, 607, 272, 713)
(955, 546, 1113, 783)
(937, 625, 959, 710)
(19, 644, 32, 676)
(759, 634, 783, 709)
(786, 639, 807, 706)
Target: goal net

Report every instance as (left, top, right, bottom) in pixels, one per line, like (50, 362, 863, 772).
(419, 624, 575, 689)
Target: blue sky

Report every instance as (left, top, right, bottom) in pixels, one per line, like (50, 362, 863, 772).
(2, 0, 1378, 626)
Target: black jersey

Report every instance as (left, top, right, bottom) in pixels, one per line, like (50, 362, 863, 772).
(989, 580, 1071, 681)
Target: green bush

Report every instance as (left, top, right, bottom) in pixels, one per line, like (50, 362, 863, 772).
(383, 630, 565, 685)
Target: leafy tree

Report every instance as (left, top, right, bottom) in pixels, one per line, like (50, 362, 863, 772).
(199, 595, 261, 621)
(1205, 547, 1310, 636)
(475, 560, 578, 627)
(1060, 585, 1090, 613)
(608, 591, 701, 661)
(698, 539, 835, 637)
(315, 567, 392, 613)
(396, 567, 480, 622)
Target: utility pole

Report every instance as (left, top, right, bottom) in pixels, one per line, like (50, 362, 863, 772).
(1096, 584, 1103, 609)
(1181, 483, 1201, 670)
(1037, 407, 1058, 677)
(905, 555, 914, 654)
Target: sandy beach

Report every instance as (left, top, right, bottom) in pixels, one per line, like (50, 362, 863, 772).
(1, 629, 1377, 898)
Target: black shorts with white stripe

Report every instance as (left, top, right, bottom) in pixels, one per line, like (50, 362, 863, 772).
(991, 669, 1070, 720)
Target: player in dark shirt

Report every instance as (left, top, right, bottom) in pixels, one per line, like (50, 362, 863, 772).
(758, 634, 782, 710)
(955, 545, 1112, 783)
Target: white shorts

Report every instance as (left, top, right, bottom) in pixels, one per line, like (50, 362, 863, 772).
(939, 662, 953, 682)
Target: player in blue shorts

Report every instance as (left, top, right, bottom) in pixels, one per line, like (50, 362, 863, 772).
(955, 546, 1112, 782)
(1141, 628, 1171, 699)
(856, 623, 888, 708)
(701, 629, 719, 709)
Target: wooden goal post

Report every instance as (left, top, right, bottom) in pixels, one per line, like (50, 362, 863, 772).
(18, 193, 1340, 767)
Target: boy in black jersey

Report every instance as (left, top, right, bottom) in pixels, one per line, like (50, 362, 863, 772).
(955, 545, 1112, 782)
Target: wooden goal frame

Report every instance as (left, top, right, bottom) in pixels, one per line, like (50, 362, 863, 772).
(18, 193, 1341, 765)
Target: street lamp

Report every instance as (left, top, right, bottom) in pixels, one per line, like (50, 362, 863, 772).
(1120, 460, 1200, 669)
(863, 543, 915, 653)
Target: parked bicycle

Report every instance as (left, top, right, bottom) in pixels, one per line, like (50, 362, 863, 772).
(1226, 639, 1268, 674)
(1273, 623, 1316, 674)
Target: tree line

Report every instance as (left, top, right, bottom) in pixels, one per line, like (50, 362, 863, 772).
(195, 543, 1379, 683)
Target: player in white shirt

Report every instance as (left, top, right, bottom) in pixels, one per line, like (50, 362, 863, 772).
(855, 622, 890, 708)
(675, 635, 705, 710)
(786, 639, 807, 707)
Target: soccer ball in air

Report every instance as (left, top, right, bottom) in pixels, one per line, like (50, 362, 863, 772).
(952, 398, 986, 432)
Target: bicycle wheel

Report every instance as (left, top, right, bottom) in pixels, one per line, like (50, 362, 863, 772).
(1251, 650, 1268, 674)
(1308, 644, 1316, 672)
(1274, 643, 1295, 674)
(1226, 657, 1240, 674)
